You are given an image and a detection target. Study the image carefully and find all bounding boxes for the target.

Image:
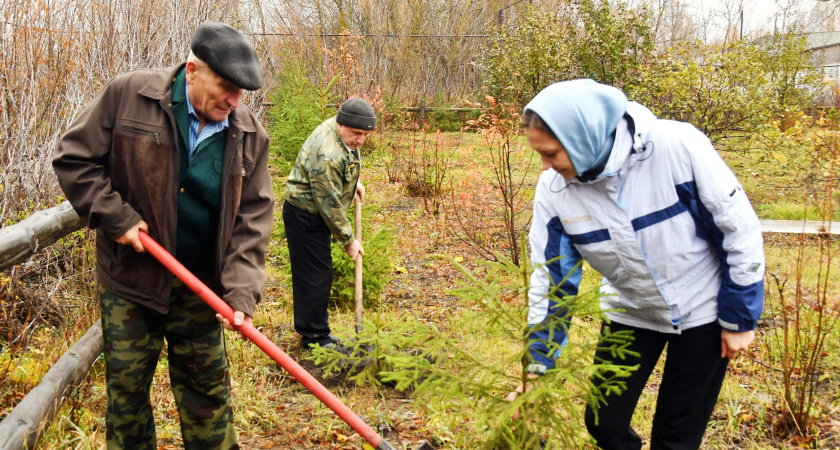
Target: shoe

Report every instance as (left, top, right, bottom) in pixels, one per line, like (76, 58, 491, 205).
(302, 334, 352, 355)
(322, 337, 353, 356)
(326, 343, 354, 355)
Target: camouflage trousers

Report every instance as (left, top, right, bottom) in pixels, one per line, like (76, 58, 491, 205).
(99, 278, 239, 450)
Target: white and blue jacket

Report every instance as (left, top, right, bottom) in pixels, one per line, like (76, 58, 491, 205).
(525, 103, 765, 373)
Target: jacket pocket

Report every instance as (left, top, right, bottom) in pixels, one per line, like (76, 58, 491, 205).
(98, 232, 164, 299)
(118, 124, 161, 145)
(242, 159, 255, 178)
(111, 120, 172, 217)
(344, 162, 359, 181)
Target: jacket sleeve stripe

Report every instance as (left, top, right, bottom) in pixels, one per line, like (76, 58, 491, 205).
(676, 181, 715, 242)
(525, 216, 582, 373)
(546, 217, 582, 300)
(631, 201, 689, 231)
(567, 228, 611, 245)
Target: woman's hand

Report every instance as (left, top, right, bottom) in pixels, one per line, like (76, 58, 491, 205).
(721, 329, 755, 359)
(504, 374, 540, 420)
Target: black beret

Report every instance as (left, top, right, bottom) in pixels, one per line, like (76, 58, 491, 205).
(190, 21, 264, 91)
(336, 98, 377, 130)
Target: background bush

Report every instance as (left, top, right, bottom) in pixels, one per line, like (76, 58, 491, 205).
(266, 60, 339, 175)
(330, 211, 395, 309)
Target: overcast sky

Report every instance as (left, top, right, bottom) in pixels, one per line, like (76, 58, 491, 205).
(683, 0, 839, 42)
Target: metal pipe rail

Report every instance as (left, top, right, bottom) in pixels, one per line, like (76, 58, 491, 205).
(758, 219, 839, 235)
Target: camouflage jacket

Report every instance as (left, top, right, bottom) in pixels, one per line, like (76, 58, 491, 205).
(285, 116, 360, 246)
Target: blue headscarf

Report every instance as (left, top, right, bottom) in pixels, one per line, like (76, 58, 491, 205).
(524, 79, 628, 177)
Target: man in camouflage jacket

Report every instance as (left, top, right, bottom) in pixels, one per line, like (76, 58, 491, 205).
(284, 98, 376, 349)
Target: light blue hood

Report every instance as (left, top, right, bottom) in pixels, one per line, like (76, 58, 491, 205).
(524, 79, 628, 176)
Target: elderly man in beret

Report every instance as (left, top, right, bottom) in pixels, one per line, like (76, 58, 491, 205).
(284, 98, 376, 352)
(53, 21, 272, 449)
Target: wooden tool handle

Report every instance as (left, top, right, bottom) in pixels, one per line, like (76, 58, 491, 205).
(354, 199, 363, 334)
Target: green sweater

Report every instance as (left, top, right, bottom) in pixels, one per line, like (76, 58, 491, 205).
(171, 68, 226, 278)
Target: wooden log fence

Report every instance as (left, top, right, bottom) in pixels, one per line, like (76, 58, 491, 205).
(0, 201, 95, 450)
(0, 202, 82, 273)
(0, 322, 102, 450)
(0, 202, 837, 449)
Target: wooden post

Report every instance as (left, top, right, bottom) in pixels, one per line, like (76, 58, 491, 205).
(0, 202, 82, 272)
(0, 321, 103, 450)
(419, 99, 426, 123)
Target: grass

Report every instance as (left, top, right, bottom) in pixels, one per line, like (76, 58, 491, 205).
(2, 130, 839, 448)
(755, 201, 840, 221)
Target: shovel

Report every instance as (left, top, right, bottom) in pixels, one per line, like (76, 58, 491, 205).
(137, 231, 398, 450)
(354, 197, 363, 334)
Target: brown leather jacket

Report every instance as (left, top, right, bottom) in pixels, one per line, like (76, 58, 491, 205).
(52, 64, 274, 317)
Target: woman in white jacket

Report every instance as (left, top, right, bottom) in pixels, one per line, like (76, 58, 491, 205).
(515, 79, 765, 449)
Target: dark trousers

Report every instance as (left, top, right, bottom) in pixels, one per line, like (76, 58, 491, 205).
(100, 279, 237, 450)
(585, 321, 730, 450)
(283, 200, 334, 346)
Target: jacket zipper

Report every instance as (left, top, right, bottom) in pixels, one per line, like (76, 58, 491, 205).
(120, 125, 160, 145)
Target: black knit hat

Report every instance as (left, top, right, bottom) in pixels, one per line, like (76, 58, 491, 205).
(190, 21, 264, 91)
(336, 98, 377, 130)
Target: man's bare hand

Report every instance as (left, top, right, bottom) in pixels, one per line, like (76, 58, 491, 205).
(216, 311, 252, 340)
(721, 329, 755, 359)
(345, 239, 364, 261)
(355, 182, 365, 202)
(114, 220, 149, 253)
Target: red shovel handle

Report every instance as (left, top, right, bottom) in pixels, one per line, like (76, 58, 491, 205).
(137, 231, 394, 450)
